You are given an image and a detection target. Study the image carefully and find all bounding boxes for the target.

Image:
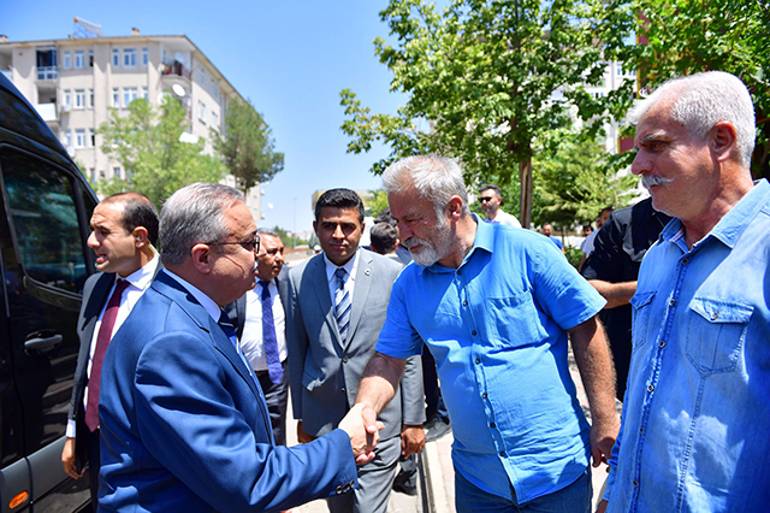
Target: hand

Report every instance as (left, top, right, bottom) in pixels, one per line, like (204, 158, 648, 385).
(296, 421, 316, 444)
(595, 499, 608, 513)
(400, 425, 425, 458)
(339, 403, 384, 465)
(590, 416, 619, 467)
(61, 437, 84, 480)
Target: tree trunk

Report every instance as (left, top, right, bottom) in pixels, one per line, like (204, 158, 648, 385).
(518, 158, 533, 228)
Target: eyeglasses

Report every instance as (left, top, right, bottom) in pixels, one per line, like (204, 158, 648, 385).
(479, 196, 494, 203)
(206, 234, 260, 253)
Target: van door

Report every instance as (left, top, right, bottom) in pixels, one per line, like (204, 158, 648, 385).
(0, 146, 94, 512)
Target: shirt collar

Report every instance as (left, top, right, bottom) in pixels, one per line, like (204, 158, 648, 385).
(659, 179, 770, 250)
(162, 268, 222, 322)
(118, 252, 159, 290)
(324, 248, 358, 282)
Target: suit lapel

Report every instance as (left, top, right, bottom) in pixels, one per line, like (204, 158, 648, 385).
(80, 272, 115, 341)
(345, 251, 372, 346)
(309, 255, 343, 344)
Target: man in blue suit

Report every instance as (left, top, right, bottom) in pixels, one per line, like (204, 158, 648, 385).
(99, 183, 377, 513)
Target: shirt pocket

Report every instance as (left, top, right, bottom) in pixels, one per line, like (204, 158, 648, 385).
(485, 290, 548, 348)
(630, 290, 657, 351)
(686, 297, 753, 375)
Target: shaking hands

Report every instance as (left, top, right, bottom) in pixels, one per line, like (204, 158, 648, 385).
(338, 403, 383, 465)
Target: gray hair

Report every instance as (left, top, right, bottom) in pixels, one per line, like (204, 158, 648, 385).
(628, 71, 755, 168)
(160, 183, 244, 265)
(382, 155, 470, 219)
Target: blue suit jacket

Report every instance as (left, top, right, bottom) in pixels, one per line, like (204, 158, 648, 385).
(98, 270, 357, 513)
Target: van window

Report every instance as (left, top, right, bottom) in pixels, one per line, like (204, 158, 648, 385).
(2, 150, 88, 293)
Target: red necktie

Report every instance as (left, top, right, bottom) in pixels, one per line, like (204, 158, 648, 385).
(85, 279, 130, 431)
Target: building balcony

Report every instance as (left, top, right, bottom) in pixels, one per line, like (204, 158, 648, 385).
(161, 60, 191, 80)
(33, 102, 58, 126)
(36, 66, 58, 81)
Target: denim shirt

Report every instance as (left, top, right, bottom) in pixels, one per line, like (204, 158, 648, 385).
(605, 179, 770, 513)
(377, 218, 605, 503)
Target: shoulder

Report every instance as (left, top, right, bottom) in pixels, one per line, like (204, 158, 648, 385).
(289, 254, 321, 281)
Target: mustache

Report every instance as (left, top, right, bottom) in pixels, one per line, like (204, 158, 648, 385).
(642, 175, 674, 189)
(403, 237, 431, 249)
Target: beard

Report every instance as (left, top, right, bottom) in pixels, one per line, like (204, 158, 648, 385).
(404, 215, 454, 266)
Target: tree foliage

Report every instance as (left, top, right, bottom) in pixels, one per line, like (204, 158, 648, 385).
(531, 130, 637, 228)
(621, 0, 770, 178)
(341, 0, 634, 226)
(98, 97, 224, 206)
(214, 98, 284, 193)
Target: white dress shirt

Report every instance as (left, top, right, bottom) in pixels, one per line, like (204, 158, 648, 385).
(240, 280, 287, 371)
(324, 249, 359, 309)
(66, 253, 159, 437)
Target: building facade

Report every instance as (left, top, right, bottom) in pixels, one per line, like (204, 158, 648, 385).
(0, 31, 260, 219)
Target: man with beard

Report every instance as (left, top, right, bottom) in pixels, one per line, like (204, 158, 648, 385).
(352, 156, 619, 513)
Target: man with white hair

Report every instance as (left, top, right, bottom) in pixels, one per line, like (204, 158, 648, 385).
(352, 155, 619, 512)
(597, 71, 770, 512)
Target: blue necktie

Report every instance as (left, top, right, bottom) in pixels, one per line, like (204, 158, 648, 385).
(335, 268, 351, 342)
(259, 280, 284, 384)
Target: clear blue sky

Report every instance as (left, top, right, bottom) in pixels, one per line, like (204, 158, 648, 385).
(1, 0, 404, 234)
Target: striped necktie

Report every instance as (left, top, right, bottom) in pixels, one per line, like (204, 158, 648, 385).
(334, 267, 351, 342)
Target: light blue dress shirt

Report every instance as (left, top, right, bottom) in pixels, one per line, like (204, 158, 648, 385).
(605, 179, 770, 512)
(377, 218, 605, 503)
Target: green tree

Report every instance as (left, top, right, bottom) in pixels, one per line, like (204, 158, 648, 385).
(214, 98, 284, 193)
(271, 226, 308, 248)
(620, 0, 770, 178)
(365, 190, 390, 218)
(341, 0, 635, 226)
(98, 97, 224, 206)
(531, 130, 636, 228)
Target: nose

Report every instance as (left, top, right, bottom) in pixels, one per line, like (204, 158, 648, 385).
(275, 251, 285, 264)
(631, 150, 648, 176)
(396, 221, 413, 241)
(87, 231, 98, 249)
(332, 224, 344, 239)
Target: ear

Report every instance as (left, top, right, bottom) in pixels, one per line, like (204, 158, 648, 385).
(131, 226, 149, 248)
(312, 220, 319, 237)
(447, 195, 465, 220)
(190, 243, 213, 274)
(710, 121, 738, 163)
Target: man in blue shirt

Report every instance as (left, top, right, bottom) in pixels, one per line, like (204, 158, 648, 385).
(352, 155, 619, 513)
(598, 71, 770, 513)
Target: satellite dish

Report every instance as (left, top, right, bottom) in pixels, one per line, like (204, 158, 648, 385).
(172, 84, 186, 97)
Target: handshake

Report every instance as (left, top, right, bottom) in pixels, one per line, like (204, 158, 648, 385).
(338, 403, 384, 465)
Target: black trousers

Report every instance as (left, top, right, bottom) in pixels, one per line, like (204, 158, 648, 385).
(84, 427, 101, 503)
(255, 360, 289, 446)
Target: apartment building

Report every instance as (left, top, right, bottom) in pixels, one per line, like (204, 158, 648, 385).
(0, 30, 261, 218)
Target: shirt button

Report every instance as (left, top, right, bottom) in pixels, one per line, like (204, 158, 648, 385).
(682, 258, 689, 265)
(659, 340, 667, 348)
(669, 298, 676, 307)
(633, 479, 639, 487)
(489, 422, 496, 428)
(498, 450, 505, 457)
(475, 357, 481, 364)
(647, 384, 655, 393)
(462, 300, 468, 307)
(472, 330, 478, 336)
(342, 356, 349, 363)
(482, 392, 488, 399)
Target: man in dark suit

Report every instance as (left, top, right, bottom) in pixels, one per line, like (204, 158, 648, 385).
(227, 230, 290, 445)
(61, 192, 159, 501)
(99, 183, 376, 513)
(286, 188, 425, 513)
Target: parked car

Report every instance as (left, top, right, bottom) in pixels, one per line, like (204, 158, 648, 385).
(0, 72, 96, 512)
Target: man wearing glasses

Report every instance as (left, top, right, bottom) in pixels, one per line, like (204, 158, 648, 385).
(98, 183, 377, 513)
(478, 184, 522, 228)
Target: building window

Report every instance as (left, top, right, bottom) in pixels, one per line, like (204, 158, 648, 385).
(123, 87, 138, 107)
(75, 129, 86, 148)
(88, 49, 94, 67)
(211, 110, 218, 128)
(112, 48, 120, 67)
(112, 87, 120, 107)
(89, 129, 95, 147)
(64, 130, 72, 148)
(112, 166, 122, 179)
(141, 86, 148, 100)
(62, 51, 72, 69)
(63, 89, 72, 107)
(123, 48, 136, 67)
(88, 88, 94, 108)
(88, 168, 95, 181)
(198, 100, 206, 124)
(75, 50, 84, 69)
(142, 47, 149, 66)
(74, 89, 86, 109)
(99, 169, 106, 179)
